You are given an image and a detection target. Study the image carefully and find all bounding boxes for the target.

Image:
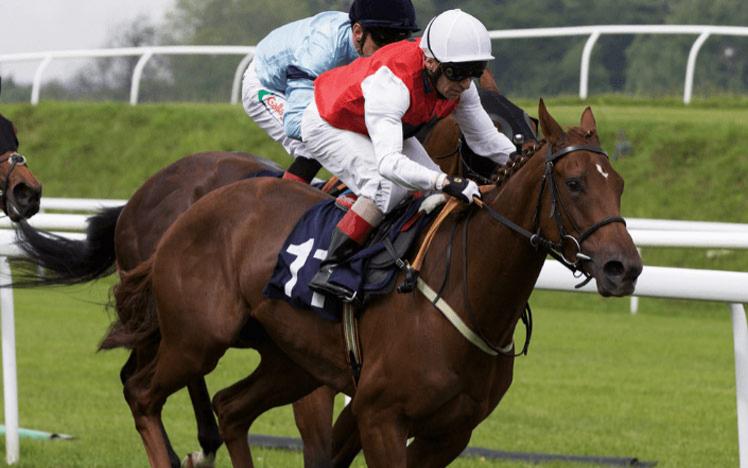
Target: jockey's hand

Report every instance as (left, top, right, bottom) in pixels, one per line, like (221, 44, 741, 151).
(440, 175, 481, 204)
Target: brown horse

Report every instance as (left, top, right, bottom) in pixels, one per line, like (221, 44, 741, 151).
(12, 71, 526, 467)
(12, 137, 464, 468)
(108, 100, 641, 467)
(0, 113, 42, 221)
(11, 126, 478, 468)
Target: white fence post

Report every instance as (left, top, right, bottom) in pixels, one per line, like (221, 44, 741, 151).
(684, 32, 711, 104)
(630, 249, 641, 315)
(733, 303, 748, 468)
(1, 257, 19, 464)
(30, 57, 52, 106)
(130, 50, 154, 106)
(579, 31, 600, 100)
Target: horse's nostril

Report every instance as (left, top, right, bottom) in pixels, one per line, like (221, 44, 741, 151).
(13, 183, 40, 204)
(604, 260, 625, 278)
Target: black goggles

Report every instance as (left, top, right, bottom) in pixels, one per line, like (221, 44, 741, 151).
(440, 61, 488, 82)
(368, 28, 412, 46)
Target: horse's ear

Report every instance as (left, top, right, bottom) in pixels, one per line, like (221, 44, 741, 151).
(538, 98, 564, 144)
(580, 106, 597, 133)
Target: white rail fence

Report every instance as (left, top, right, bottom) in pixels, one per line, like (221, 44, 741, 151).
(0, 201, 747, 465)
(0, 46, 255, 106)
(2, 25, 748, 105)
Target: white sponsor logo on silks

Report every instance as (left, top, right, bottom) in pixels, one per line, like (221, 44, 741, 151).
(258, 89, 285, 124)
(596, 163, 609, 179)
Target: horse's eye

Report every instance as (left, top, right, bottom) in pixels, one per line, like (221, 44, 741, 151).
(565, 178, 584, 193)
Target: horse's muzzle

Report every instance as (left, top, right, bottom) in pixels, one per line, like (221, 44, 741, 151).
(593, 253, 643, 297)
(7, 182, 41, 221)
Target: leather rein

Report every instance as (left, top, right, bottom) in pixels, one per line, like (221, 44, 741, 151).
(424, 142, 626, 358)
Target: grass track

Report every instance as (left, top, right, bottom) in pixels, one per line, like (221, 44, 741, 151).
(0, 280, 737, 467)
(0, 99, 744, 465)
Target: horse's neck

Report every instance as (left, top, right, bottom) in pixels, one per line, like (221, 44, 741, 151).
(460, 172, 547, 346)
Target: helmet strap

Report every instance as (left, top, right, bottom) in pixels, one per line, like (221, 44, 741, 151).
(424, 65, 448, 100)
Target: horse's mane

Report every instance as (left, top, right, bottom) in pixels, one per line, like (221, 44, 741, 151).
(493, 140, 542, 190)
(493, 124, 600, 190)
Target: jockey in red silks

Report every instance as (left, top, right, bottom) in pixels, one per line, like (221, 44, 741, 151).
(302, 9, 516, 299)
(241, 0, 420, 184)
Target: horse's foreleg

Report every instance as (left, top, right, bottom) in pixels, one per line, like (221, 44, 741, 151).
(405, 431, 472, 468)
(331, 403, 361, 468)
(292, 386, 336, 468)
(213, 339, 320, 468)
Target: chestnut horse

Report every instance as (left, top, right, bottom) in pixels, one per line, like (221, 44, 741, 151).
(109, 100, 641, 467)
(13, 72, 526, 467)
(0, 113, 42, 221)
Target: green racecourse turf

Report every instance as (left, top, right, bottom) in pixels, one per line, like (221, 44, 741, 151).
(0, 97, 746, 466)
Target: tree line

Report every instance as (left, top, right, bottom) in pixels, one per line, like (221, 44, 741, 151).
(3, 0, 747, 102)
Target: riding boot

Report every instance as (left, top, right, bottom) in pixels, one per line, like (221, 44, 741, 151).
(309, 197, 383, 301)
(283, 157, 322, 184)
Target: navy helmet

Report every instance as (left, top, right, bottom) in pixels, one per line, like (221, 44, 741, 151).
(349, 0, 419, 32)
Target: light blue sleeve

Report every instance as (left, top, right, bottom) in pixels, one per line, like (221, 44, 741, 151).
(282, 17, 351, 140)
(283, 79, 314, 140)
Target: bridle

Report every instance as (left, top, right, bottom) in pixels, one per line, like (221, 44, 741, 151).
(447, 141, 625, 357)
(478, 142, 627, 287)
(406, 140, 628, 358)
(0, 151, 28, 215)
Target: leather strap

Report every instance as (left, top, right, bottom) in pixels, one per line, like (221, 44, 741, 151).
(342, 303, 363, 385)
(416, 277, 513, 356)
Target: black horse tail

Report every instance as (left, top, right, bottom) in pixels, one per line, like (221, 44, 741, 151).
(103, 255, 158, 351)
(10, 205, 123, 287)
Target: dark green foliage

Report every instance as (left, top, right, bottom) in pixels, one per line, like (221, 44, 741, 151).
(5, 0, 746, 102)
(156, 0, 748, 99)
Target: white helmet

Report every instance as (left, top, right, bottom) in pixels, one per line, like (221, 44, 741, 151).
(420, 9, 494, 63)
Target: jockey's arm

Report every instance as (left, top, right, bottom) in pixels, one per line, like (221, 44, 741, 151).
(453, 82, 515, 165)
(362, 66, 446, 191)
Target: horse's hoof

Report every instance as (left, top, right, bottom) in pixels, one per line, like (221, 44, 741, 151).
(181, 451, 215, 468)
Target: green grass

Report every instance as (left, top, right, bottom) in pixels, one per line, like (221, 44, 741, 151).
(0, 281, 737, 467)
(0, 99, 745, 465)
(5, 99, 748, 273)
(3, 99, 748, 225)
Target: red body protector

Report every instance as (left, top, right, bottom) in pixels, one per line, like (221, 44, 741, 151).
(314, 39, 459, 139)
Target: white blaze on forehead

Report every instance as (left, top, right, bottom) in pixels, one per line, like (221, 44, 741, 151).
(595, 163, 609, 179)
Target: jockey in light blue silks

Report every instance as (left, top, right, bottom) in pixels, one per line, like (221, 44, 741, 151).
(242, 0, 420, 183)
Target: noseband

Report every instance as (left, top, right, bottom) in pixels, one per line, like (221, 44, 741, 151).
(480, 143, 626, 287)
(0, 152, 28, 215)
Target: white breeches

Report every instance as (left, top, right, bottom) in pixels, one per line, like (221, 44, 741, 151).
(241, 61, 312, 159)
(301, 101, 441, 214)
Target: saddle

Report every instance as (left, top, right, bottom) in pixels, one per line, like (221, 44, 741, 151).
(263, 193, 444, 321)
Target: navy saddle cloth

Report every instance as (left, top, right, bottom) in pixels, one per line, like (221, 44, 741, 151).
(263, 196, 439, 321)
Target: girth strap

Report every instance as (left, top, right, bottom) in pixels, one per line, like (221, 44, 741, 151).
(416, 278, 510, 356)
